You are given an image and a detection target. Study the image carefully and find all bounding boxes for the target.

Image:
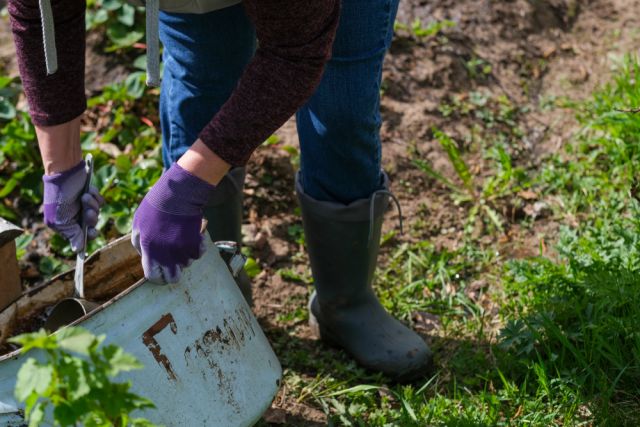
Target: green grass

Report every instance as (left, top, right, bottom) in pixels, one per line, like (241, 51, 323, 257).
(495, 55, 640, 425)
(260, 56, 640, 426)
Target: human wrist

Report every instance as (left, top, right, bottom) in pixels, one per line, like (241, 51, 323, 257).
(42, 160, 85, 186)
(42, 150, 83, 176)
(36, 116, 83, 175)
(177, 139, 231, 186)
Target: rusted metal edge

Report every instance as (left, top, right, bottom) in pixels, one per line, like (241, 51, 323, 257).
(0, 219, 22, 248)
(0, 235, 146, 362)
(0, 273, 148, 362)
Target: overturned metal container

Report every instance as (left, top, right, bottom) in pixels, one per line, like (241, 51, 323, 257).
(0, 234, 282, 426)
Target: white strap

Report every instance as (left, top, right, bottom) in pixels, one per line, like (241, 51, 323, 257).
(38, 0, 58, 75)
(146, 0, 161, 86)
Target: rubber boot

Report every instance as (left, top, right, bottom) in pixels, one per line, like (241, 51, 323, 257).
(203, 167, 252, 305)
(297, 172, 434, 382)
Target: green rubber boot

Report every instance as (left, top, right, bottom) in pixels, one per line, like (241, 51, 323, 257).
(203, 167, 252, 305)
(297, 172, 434, 382)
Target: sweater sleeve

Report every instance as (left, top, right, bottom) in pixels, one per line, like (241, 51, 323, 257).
(198, 0, 340, 166)
(8, 0, 86, 127)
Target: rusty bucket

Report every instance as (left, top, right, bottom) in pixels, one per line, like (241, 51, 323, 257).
(0, 234, 282, 426)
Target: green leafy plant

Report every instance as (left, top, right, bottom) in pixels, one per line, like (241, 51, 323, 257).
(394, 19, 456, 39)
(0, 76, 42, 222)
(10, 327, 160, 427)
(86, 0, 145, 52)
(500, 212, 640, 425)
(465, 57, 493, 80)
(415, 128, 524, 233)
(57, 68, 161, 256)
(414, 89, 531, 235)
(0, 75, 21, 120)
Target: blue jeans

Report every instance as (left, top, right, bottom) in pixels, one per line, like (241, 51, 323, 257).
(159, 0, 400, 204)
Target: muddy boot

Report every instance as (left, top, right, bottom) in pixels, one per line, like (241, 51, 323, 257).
(203, 167, 252, 305)
(297, 173, 434, 382)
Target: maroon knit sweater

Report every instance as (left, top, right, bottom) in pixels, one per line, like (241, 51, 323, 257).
(8, 0, 340, 166)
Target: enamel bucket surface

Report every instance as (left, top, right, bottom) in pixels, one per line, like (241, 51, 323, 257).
(0, 235, 282, 426)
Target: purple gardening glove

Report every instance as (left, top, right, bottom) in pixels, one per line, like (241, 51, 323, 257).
(43, 160, 104, 253)
(131, 163, 215, 284)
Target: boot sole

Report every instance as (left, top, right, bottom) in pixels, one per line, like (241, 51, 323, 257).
(307, 294, 434, 383)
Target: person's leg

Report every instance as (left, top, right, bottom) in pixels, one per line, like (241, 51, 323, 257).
(296, 0, 434, 381)
(159, 4, 256, 166)
(159, 5, 256, 302)
(296, 0, 398, 204)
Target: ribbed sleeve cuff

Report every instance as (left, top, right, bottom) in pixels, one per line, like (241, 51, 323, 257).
(198, 126, 255, 167)
(29, 102, 86, 127)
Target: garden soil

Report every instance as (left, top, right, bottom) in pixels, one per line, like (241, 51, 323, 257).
(0, 0, 639, 425)
(248, 0, 639, 424)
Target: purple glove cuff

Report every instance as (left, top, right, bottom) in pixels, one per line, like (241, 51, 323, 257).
(144, 163, 216, 216)
(42, 160, 86, 204)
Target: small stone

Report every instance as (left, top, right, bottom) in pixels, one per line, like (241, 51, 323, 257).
(269, 238, 290, 260)
(262, 407, 287, 424)
(524, 201, 551, 219)
(242, 225, 269, 250)
(413, 311, 441, 333)
(569, 66, 589, 84)
(242, 224, 258, 244)
(254, 232, 269, 250)
(242, 223, 257, 237)
(518, 190, 538, 200)
(542, 45, 556, 58)
(465, 279, 488, 301)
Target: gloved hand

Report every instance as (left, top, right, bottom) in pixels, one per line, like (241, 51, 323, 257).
(43, 160, 104, 253)
(131, 163, 215, 284)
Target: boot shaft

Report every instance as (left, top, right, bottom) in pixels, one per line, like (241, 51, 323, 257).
(203, 167, 246, 244)
(296, 172, 391, 306)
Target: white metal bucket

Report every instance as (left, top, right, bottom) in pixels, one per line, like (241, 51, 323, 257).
(0, 235, 282, 426)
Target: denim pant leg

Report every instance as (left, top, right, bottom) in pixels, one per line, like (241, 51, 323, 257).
(159, 5, 256, 167)
(296, 0, 400, 204)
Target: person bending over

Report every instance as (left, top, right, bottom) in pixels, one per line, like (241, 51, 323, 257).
(8, 0, 432, 382)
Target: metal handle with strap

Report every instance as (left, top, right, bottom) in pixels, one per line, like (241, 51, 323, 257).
(73, 154, 94, 299)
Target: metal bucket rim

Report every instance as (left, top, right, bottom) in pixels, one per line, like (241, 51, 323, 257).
(0, 277, 147, 362)
(0, 235, 145, 362)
